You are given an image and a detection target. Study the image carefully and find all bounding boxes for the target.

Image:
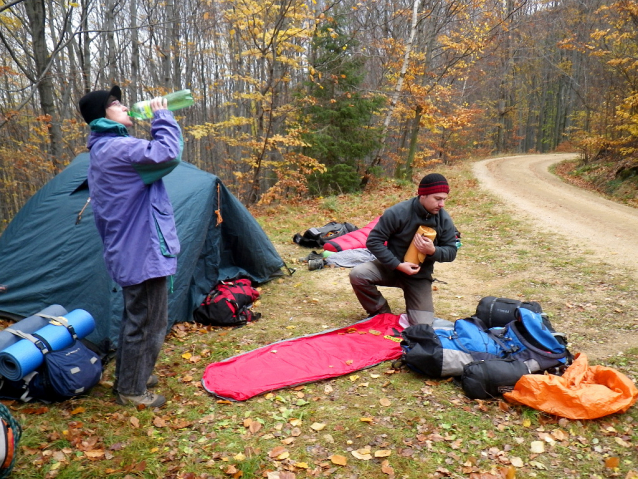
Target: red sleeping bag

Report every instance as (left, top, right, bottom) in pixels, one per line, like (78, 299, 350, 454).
(202, 313, 404, 401)
(323, 216, 380, 252)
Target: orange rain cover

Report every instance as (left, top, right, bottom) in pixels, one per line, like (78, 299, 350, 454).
(504, 353, 638, 419)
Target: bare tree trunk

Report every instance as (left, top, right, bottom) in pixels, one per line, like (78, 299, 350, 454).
(80, 0, 91, 91)
(129, 0, 140, 103)
(24, 0, 63, 172)
(365, 0, 422, 183)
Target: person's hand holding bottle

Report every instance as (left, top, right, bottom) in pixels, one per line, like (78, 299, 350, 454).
(150, 97, 168, 113)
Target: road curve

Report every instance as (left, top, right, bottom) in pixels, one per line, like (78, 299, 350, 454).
(473, 154, 638, 277)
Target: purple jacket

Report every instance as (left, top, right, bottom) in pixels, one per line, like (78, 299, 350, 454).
(86, 110, 182, 287)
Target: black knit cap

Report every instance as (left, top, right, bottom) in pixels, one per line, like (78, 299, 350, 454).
(78, 85, 121, 124)
(417, 173, 449, 196)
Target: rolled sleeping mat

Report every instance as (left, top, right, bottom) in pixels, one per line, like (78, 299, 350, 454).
(0, 338, 44, 381)
(0, 309, 95, 381)
(0, 305, 68, 352)
(31, 309, 96, 348)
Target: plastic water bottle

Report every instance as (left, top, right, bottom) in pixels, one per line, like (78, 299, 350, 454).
(128, 89, 194, 119)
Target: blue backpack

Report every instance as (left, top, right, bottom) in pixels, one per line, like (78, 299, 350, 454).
(400, 308, 570, 378)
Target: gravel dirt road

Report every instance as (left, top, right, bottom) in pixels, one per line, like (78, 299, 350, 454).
(474, 153, 638, 279)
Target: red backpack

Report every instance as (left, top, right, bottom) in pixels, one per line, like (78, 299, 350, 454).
(193, 279, 261, 326)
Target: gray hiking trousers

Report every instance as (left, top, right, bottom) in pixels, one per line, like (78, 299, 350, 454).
(349, 260, 435, 326)
(115, 276, 168, 396)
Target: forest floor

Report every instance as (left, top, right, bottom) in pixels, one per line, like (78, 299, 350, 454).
(6, 154, 638, 479)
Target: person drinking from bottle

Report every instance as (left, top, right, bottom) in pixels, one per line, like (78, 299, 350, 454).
(349, 173, 458, 327)
(78, 85, 182, 408)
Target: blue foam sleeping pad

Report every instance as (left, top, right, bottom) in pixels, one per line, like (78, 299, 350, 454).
(0, 305, 68, 351)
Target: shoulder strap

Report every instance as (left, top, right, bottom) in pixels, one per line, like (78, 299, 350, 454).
(5, 328, 50, 354)
(36, 313, 78, 340)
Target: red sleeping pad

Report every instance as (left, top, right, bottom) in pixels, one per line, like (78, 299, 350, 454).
(202, 313, 404, 401)
(323, 216, 380, 252)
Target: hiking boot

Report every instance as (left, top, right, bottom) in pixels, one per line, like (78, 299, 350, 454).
(116, 390, 166, 408)
(300, 251, 324, 263)
(113, 374, 159, 393)
(308, 258, 324, 271)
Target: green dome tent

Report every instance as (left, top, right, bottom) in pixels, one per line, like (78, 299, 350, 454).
(0, 153, 285, 353)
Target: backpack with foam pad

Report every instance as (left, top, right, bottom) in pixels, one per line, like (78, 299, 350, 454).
(193, 278, 261, 327)
(0, 315, 103, 402)
(0, 338, 102, 402)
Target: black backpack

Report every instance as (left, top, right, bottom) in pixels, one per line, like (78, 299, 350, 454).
(293, 222, 358, 248)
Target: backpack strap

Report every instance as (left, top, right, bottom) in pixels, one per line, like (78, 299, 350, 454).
(468, 316, 518, 354)
(5, 329, 50, 355)
(36, 313, 78, 340)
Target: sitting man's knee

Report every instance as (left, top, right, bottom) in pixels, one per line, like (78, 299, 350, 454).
(349, 264, 368, 285)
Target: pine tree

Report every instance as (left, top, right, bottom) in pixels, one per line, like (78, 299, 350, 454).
(298, 15, 385, 195)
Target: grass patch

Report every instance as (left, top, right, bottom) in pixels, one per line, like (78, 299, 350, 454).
(6, 160, 638, 478)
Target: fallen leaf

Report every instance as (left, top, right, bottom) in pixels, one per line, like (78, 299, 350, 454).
(504, 465, 516, 479)
(310, 422, 326, 431)
(70, 407, 85, 415)
(182, 352, 192, 360)
(615, 437, 631, 448)
(330, 454, 347, 466)
(551, 429, 567, 441)
(345, 360, 353, 365)
(290, 427, 301, 437)
(83, 450, 105, 459)
(529, 460, 547, 470)
(324, 385, 333, 394)
(349, 375, 359, 382)
(605, 457, 620, 468)
(153, 416, 167, 427)
(130, 416, 140, 428)
(352, 450, 372, 460)
(381, 459, 394, 475)
(249, 421, 262, 434)
(234, 452, 246, 461)
(530, 441, 544, 454)
(379, 398, 391, 407)
(360, 417, 373, 423)
(375, 450, 392, 457)
(268, 446, 287, 459)
(289, 418, 302, 427)
(510, 456, 524, 467)
(281, 437, 294, 445)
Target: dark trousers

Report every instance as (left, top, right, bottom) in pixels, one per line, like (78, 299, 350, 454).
(115, 276, 168, 396)
(349, 260, 435, 326)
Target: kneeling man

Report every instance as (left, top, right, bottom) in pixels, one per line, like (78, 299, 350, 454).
(349, 173, 458, 326)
